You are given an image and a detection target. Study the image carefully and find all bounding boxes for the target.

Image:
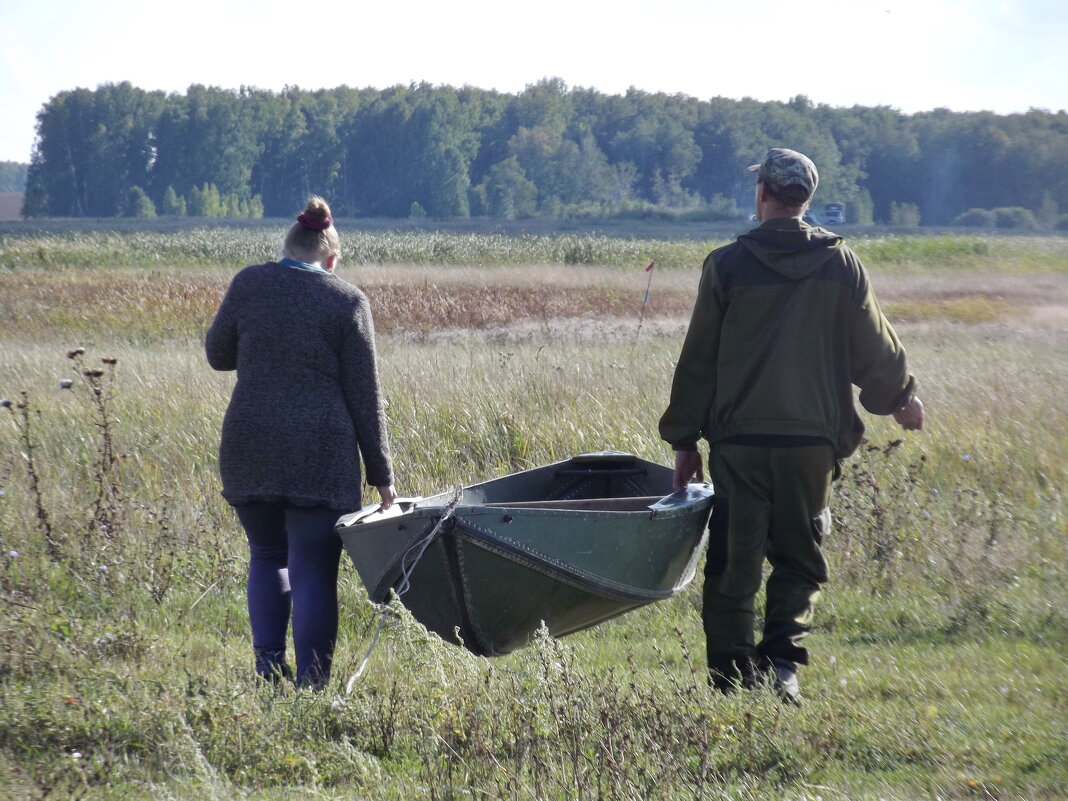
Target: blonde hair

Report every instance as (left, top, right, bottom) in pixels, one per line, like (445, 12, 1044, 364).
(282, 196, 341, 262)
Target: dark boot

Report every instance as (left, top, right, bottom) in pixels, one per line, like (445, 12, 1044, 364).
(708, 650, 762, 695)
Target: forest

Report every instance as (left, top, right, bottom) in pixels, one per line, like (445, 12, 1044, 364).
(19, 79, 1068, 226)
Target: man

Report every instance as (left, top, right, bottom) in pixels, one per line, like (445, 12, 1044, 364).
(659, 148, 924, 704)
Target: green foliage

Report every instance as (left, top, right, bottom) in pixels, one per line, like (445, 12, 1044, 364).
(0, 161, 28, 193)
(992, 206, 1039, 229)
(889, 201, 921, 226)
(187, 183, 222, 217)
(479, 156, 538, 219)
(160, 185, 187, 217)
(123, 186, 156, 219)
(22, 82, 1068, 224)
(952, 208, 997, 227)
(408, 201, 426, 219)
(1056, 213, 1068, 230)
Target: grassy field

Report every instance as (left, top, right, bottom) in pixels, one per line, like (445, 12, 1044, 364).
(0, 225, 1065, 800)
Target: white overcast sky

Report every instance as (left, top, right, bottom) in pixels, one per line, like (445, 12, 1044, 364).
(1, 0, 1066, 163)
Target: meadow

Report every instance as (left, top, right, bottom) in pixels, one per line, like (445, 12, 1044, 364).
(0, 223, 1065, 800)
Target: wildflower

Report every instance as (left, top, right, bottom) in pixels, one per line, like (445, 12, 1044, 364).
(930, 488, 939, 494)
(67, 347, 86, 359)
(962, 454, 971, 462)
(922, 510, 932, 519)
(7, 550, 18, 558)
(955, 488, 962, 494)
(71, 751, 82, 761)
(65, 698, 79, 704)
(59, 379, 74, 390)
(99, 564, 108, 573)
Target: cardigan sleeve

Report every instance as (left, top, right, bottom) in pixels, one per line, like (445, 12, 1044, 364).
(339, 295, 394, 488)
(205, 277, 241, 372)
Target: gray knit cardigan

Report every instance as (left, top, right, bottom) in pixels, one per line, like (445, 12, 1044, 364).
(206, 262, 394, 511)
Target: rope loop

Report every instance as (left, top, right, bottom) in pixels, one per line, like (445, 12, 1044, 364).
(345, 486, 464, 692)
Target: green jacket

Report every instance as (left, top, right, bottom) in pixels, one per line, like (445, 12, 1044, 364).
(659, 218, 916, 459)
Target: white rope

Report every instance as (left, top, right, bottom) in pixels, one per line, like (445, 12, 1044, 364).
(345, 487, 463, 693)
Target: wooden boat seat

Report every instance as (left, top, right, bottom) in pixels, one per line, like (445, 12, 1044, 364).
(484, 496, 662, 512)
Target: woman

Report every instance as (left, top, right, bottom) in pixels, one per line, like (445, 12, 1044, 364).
(206, 196, 397, 689)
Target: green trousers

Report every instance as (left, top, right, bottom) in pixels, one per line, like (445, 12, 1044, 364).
(703, 441, 835, 689)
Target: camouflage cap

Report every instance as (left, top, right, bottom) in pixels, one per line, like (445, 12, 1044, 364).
(747, 148, 819, 196)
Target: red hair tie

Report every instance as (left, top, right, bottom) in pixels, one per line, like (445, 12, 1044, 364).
(297, 212, 333, 230)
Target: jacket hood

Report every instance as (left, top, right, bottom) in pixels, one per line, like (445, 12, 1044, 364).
(737, 218, 844, 280)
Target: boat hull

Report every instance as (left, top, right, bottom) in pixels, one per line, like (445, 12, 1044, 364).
(337, 452, 713, 656)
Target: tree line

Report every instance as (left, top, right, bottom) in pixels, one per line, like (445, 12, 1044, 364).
(20, 80, 1068, 226)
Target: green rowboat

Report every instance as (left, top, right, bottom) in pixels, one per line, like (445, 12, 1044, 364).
(336, 452, 713, 656)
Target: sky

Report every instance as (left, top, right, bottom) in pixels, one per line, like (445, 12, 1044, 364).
(1, 0, 1067, 163)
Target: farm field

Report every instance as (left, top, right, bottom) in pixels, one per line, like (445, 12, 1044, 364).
(0, 223, 1066, 800)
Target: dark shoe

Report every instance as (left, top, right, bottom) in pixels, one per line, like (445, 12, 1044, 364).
(708, 651, 761, 695)
(255, 648, 294, 684)
(768, 657, 801, 706)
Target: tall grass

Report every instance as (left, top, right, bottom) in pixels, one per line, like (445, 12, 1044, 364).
(3, 223, 1066, 271)
(0, 228, 1065, 799)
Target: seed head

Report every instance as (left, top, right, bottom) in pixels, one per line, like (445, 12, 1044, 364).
(102, 357, 118, 365)
(84, 369, 104, 378)
(67, 347, 86, 359)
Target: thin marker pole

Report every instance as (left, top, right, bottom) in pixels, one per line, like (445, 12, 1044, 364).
(636, 260, 655, 340)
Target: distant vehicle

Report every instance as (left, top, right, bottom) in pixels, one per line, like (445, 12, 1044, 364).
(823, 202, 846, 225)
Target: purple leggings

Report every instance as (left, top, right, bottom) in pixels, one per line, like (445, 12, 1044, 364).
(233, 503, 344, 689)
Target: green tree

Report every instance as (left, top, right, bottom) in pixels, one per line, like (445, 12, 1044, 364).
(0, 162, 28, 192)
(889, 201, 921, 226)
(124, 186, 156, 218)
(187, 183, 223, 217)
(160, 186, 186, 216)
(480, 157, 537, 218)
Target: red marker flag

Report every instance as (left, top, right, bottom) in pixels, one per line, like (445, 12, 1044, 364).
(645, 260, 655, 272)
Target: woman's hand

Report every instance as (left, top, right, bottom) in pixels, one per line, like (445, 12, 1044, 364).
(376, 484, 398, 510)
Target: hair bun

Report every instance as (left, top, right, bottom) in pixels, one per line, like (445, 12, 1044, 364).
(297, 195, 333, 230)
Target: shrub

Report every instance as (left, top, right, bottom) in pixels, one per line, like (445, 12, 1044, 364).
(952, 208, 996, 227)
(992, 206, 1039, 229)
(124, 186, 156, 219)
(889, 201, 921, 227)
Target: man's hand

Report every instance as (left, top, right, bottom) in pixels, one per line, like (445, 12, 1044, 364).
(673, 450, 704, 490)
(376, 484, 398, 510)
(893, 396, 925, 431)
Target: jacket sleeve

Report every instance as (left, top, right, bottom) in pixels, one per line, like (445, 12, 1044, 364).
(205, 277, 241, 372)
(849, 262, 916, 415)
(340, 296, 394, 489)
(659, 254, 726, 451)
